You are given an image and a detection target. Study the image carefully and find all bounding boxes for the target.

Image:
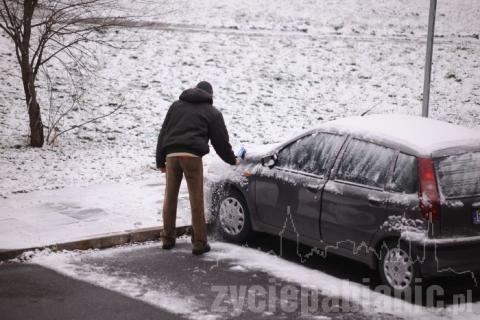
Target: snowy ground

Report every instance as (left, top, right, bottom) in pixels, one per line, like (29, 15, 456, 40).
(0, 0, 479, 197)
(0, 178, 191, 250)
(14, 239, 480, 320)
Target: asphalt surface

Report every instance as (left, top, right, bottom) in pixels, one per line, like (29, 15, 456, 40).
(1, 233, 479, 320)
(0, 264, 177, 320)
(54, 238, 376, 320)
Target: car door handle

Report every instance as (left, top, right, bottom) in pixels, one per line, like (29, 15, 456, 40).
(368, 197, 384, 207)
(306, 186, 319, 193)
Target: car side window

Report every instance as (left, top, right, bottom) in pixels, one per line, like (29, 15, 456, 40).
(336, 139, 395, 189)
(277, 132, 343, 176)
(390, 153, 418, 194)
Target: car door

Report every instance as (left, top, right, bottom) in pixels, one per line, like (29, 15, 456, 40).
(255, 132, 345, 241)
(371, 152, 422, 244)
(321, 138, 397, 253)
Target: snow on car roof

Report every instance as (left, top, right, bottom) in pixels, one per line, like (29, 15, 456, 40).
(322, 114, 480, 156)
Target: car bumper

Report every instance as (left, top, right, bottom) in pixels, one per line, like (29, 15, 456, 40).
(411, 236, 480, 277)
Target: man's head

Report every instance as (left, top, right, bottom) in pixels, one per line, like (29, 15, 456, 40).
(196, 81, 213, 95)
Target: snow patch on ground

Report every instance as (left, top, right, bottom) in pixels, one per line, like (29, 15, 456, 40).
(26, 244, 221, 320)
(206, 242, 480, 320)
(17, 239, 480, 320)
(0, 177, 192, 250)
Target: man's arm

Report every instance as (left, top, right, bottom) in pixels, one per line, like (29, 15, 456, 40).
(156, 104, 174, 169)
(209, 112, 237, 165)
(156, 136, 167, 171)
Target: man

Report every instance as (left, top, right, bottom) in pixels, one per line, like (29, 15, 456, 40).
(156, 81, 239, 255)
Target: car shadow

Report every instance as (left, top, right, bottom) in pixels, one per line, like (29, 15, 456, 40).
(238, 231, 480, 307)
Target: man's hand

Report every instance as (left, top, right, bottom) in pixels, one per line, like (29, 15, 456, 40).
(159, 167, 166, 173)
(235, 158, 241, 165)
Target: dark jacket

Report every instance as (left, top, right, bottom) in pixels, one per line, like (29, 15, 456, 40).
(156, 88, 237, 168)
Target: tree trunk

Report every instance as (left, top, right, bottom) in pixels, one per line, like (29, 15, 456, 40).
(20, 60, 44, 147)
(20, 67, 44, 147)
(21, 0, 44, 147)
(26, 87, 44, 148)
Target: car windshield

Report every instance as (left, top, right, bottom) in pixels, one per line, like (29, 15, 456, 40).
(435, 152, 480, 198)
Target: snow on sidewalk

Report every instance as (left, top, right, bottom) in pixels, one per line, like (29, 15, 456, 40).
(0, 178, 192, 251)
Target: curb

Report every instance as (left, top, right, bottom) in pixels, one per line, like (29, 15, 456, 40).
(0, 225, 192, 262)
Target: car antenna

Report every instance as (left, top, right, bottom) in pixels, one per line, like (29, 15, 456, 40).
(360, 101, 381, 117)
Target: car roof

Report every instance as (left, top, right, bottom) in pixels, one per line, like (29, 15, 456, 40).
(319, 114, 480, 157)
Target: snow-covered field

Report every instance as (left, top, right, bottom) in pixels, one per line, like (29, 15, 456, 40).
(1, 0, 479, 197)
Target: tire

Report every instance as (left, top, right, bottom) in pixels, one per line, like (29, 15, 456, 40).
(216, 189, 252, 243)
(378, 240, 422, 297)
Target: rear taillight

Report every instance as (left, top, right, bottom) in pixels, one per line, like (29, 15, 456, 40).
(418, 158, 441, 221)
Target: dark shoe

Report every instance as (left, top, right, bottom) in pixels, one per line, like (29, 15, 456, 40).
(192, 243, 211, 255)
(162, 240, 175, 250)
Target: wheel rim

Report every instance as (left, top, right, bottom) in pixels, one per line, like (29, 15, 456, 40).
(219, 197, 245, 236)
(383, 247, 414, 291)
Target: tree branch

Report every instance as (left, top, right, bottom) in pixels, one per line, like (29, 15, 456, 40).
(52, 103, 124, 143)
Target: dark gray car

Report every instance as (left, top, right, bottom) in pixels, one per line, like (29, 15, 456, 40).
(206, 114, 480, 294)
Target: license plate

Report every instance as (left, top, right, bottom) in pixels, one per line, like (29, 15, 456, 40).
(473, 209, 480, 225)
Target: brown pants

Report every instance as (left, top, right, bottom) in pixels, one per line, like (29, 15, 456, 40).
(162, 156, 207, 246)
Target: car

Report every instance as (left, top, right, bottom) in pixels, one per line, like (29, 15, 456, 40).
(206, 114, 480, 295)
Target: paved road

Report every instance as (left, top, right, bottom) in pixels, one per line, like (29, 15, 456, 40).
(0, 263, 177, 320)
(0, 238, 375, 320)
(1, 233, 479, 320)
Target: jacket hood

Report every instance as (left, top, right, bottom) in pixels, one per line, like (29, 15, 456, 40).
(179, 88, 213, 104)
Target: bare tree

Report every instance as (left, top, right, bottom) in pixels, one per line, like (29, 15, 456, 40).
(0, 0, 123, 147)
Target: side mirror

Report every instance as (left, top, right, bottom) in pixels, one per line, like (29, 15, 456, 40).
(261, 153, 278, 168)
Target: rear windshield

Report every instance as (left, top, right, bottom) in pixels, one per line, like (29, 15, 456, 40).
(435, 152, 480, 198)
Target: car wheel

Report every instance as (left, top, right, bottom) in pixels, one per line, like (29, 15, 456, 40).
(216, 190, 252, 243)
(379, 240, 421, 296)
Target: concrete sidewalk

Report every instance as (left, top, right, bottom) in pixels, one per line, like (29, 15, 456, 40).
(0, 178, 193, 260)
